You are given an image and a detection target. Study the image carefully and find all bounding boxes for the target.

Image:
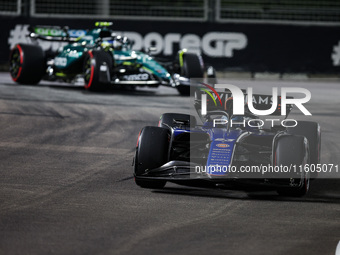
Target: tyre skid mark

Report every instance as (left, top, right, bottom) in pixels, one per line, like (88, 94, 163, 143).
(0, 141, 131, 156)
(0, 160, 127, 214)
(111, 200, 244, 255)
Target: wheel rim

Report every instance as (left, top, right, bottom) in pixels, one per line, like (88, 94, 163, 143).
(9, 47, 22, 81)
(84, 52, 94, 89)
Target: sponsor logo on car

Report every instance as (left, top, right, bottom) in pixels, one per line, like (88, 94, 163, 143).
(54, 57, 67, 67)
(216, 143, 230, 148)
(123, 73, 149, 81)
(214, 138, 235, 142)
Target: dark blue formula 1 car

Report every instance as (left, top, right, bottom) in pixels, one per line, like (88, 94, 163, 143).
(133, 87, 321, 196)
(9, 22, 211, 95)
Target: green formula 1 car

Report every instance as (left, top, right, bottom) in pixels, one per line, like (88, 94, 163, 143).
(9, 22, 213, 95)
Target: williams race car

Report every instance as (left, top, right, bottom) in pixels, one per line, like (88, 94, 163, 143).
(133, 86, 321, 196)
(9, 22, 210, 95)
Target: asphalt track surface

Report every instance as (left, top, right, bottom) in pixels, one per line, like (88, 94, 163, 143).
(0, 72, 339, 255)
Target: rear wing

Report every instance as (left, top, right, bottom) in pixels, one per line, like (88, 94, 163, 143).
(27, 26, 84, 42)
(195, 86, 293, 117)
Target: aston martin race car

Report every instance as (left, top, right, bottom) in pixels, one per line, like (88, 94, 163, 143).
(133, 86, 321, 196)
(9, 22, 210, 95)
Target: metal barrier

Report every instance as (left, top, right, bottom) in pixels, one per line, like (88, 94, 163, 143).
(4, 0, 340, 25)
(0, 0, 21, 15)
(30, 0, 208, 21)
(216, 0, 340, 25)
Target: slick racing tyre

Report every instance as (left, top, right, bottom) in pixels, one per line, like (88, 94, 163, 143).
(287, 121, 321, 179)
(158, 113, 197, 129)
(83, 50, 113, 91)
(134, 126, 169, 189)
(177, 52, 204, 96)
(9, 44, 45, 84)
(275, 135, 310, 197)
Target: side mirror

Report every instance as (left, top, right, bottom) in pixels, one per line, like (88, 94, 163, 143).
(147, 47, 157, 54)
(206, 66, 217, 85)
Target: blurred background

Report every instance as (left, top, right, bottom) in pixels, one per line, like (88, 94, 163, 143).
(1, 0, 340, 76)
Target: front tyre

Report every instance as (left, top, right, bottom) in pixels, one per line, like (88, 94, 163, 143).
(134, 126, 170, 189)
(9, 44, 45, 84)
(177, 52, 204, 96)
(83, 50, 113, 91)
(274, 135, 310, 197)
(287, 121, 321, 179)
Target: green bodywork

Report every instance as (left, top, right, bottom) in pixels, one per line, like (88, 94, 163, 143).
(52, 28, 171, 81)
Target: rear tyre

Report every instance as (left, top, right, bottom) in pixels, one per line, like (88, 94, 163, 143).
(83, 50, 113, 91)
(134, 126, 169, 189)
(9, 44, 45, 84)
(159, 113, 196, 129)
(287, 121, 321, 179)
(275, 135, 310, 197)
(177, 52, 204, 96)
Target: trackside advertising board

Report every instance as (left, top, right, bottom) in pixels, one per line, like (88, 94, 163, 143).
(1, 16, 340, 73)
